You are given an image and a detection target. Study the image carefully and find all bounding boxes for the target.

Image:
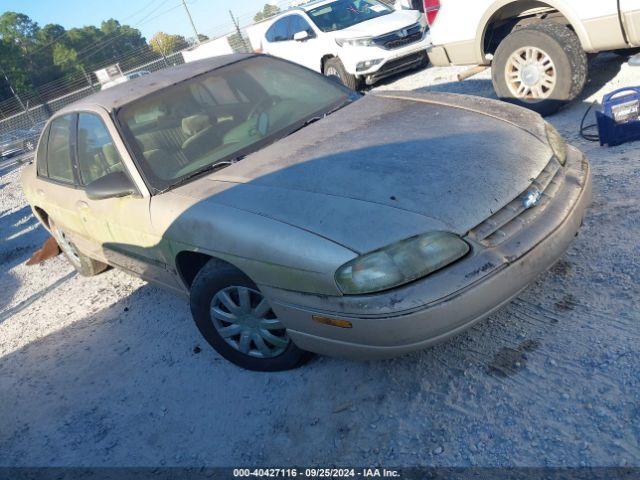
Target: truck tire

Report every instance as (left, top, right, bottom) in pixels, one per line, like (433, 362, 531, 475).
(492, 22, 588, 116)
(323, 57, 362, 91)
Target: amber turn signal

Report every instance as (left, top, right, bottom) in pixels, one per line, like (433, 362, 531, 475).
(312, 315, 353, 329)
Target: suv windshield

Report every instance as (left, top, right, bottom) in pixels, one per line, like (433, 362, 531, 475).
(307, 0, 393, 32)
(117, 56, 352, 192)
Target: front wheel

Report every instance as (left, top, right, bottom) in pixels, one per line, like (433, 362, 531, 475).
(190, 260, 311, 371)
(323, 57, 362, 91)
(492, 22, 588, 116)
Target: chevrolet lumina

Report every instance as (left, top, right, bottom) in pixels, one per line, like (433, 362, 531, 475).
(21, 54, 591, 371)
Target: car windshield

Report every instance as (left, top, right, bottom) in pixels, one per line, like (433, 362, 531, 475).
(117, 56, 352, 192)
(307, 0, 393, 32)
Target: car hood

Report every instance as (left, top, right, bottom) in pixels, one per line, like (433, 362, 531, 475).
(173, 92, 553, 254)
(326, 9, 422, 39)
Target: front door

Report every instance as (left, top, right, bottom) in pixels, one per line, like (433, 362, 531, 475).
(73, 112, 182, 290)
(279, 14, 322, 72)
(620, 0, 640, 45)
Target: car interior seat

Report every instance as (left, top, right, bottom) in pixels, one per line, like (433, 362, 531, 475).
(181, 114, 222, 160)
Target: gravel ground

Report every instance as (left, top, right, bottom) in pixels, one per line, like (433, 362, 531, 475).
(1, 55, 639, 468)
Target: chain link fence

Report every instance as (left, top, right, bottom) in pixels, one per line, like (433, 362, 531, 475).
(0, 50, 188, 140)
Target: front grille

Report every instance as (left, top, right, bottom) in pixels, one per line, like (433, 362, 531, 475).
(468, 157, 564, 247)
(374, 23, 425, 50)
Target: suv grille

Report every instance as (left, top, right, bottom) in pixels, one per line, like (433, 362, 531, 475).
(374, 23, 425, 50)
(468, 157, 564, 246)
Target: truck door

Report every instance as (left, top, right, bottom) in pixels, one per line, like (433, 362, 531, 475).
(620, 0, 640, 45)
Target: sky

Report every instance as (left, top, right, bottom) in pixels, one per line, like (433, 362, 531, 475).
(0, 0, 280, 40)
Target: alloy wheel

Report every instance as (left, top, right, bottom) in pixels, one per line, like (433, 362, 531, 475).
(325, 66, 340, 79)
(210, 286, 290, 358)
(505, 46, 557, 102)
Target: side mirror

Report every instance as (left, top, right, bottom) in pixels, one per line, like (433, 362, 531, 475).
(86, 171, 136, 201)
(293, 31, 311, 42)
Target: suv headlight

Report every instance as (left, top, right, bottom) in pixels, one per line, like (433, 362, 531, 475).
(336, 37, 374, 47)
(335, 232, 469, 295)
(545, 123, 567, 166)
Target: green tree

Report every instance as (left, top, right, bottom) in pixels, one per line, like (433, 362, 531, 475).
(254, 4, 281, 22)
(150, 31, 188, 56)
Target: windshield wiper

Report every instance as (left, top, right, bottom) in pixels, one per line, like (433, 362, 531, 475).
(287, 97, 357, 137)
(161, 156, 245, 193)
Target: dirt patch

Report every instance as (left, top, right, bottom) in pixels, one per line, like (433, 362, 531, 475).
(554, 294, 577, 312)
(487, 340, 541, 378)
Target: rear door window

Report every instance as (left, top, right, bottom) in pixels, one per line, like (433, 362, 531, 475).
(76, 113, 125, 186)
(46, 115, 75, 184)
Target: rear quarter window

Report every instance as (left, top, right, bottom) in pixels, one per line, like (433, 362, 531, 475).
(36, 125, 50, 177)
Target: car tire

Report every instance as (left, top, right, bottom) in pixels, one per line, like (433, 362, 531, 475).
(49, 219, 108, 277)
(323, 57, 362, 91)
(492, 22, 588, 116)
(189, 259, 312, 371)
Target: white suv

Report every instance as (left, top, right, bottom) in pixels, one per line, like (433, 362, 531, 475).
(256, 0, 430, 89)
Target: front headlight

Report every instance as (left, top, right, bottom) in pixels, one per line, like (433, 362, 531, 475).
(336, 37, 374, 47)
(335, 232, 470, 295)
(545, 123, 567, 166)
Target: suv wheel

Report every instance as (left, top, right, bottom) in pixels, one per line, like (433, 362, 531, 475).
(50, 219, 108, 276)
(190, 259, 311, 371)
(492, 22, 587, 116)
(323, 57, 362, 91)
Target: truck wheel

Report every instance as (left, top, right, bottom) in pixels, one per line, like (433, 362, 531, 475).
(190, 259, 312, 371)
(492, 22, 587, 116)
(50, 219, 108, 277)
(323, 57, 362, 91)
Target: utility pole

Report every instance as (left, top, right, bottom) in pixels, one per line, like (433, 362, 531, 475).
(229, 10, 250, 53)
(80, 65, 97, 92)
(182, 0, 201, 44)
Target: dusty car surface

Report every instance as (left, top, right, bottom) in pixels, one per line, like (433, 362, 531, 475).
(20, 54, 591, 371)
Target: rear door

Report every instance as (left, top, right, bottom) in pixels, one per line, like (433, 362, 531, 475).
(32, 114, 96, 256)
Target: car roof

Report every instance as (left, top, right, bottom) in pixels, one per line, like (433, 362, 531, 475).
(56, 53, 257, 114)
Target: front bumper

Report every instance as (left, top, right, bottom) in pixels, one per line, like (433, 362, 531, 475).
(340, 31, 431, 82)
(264, 146, 592, 360)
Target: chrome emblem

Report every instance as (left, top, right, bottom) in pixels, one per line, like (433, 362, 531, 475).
(523, 188, 542, 209)
(399, 29, 409, 38)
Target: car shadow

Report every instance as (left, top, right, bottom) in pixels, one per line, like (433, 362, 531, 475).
(0, 205, 50, 313)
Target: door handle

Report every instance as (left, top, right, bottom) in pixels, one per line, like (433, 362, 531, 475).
(76, 201, 90, 223)
(36, 189, 45, 197)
